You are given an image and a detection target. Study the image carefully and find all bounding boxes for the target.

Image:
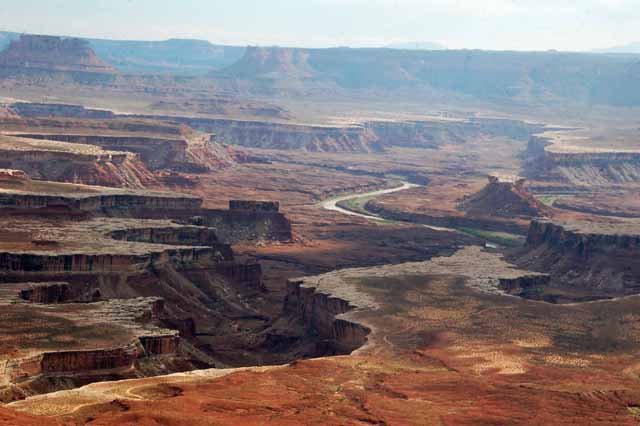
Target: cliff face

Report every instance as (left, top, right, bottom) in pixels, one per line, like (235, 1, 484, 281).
(5, 102, 543, 155)
(526, 220, 640, 259)
(0, 191, 202, 216)
(19, 282, 70, 303)
(15, 134, 189, 171)
(0, 247, 218, 274)
(0, 35, 118, 84)
(0, 137, 156, 189)
(512, 220, 640, 297)
(145, 115, 541, 153)
(284, 279, 370, 354)
(524, 136, 640, 186)
(197, 208, 293, 244)
(170, 118, 383, 153)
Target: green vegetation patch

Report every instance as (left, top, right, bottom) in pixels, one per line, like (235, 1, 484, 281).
(457, 227, 526, 248)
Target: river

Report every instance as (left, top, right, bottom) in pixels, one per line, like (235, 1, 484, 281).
(321, 182, 419, 220)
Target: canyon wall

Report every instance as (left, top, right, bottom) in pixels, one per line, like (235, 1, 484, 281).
(197, 207, 293, 243)
(153, 117, 384, 153)
(524, 136, 640, 186)
(6, 102, 544, 155)
(0, 247, 218, 275)
(284, 279, 370, 354)
(512, 220, 640, 297)
(0, 191, 202, 216)
(0, 144, 155, 189)
(144, 115, 541, 153)
(15, 133, 189, 171)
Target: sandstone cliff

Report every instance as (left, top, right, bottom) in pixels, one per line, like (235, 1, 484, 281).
(15, 133, 189, 171)
(0, 135, 156, 188)
(511, 219, 640, 299)
(284, 279, 370, 354)
(524, 136, 640, 186)
(0, 35, 118, 84)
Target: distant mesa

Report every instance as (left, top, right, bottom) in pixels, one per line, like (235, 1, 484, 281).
(217, 45, 640, 106)
(0, 34, 118, 83)
(220, 45, 317, 79)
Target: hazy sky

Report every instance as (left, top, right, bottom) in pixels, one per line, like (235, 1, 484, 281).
(0, 0, 637, 51)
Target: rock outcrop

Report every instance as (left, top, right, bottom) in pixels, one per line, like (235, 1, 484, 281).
(511, 219, 640, 299)
(0, 135, 155, 188)
(459, 174, 551, 218)
(146, 115, 541, 153)
(284, 279, 370, 354)
(19, 282, 70, 303)
(14, 133, 189, 171)
(524, 135, 640, 186)
(0, 35, 118, 84)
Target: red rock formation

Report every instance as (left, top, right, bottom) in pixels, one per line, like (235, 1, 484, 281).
(525, 136, 640, 186)
(0, 35, 118, 83)
(14, 133, 189, 171)
(284, 279, 370, 354)
(513, 219, 640, 298)
(460, 174, 552, 218)
(139, 335, 180, 356)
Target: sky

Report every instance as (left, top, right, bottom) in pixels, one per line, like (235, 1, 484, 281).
(0, 0, 637, 51)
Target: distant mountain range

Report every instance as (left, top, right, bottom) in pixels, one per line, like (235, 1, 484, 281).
(385, 42, 446, 50)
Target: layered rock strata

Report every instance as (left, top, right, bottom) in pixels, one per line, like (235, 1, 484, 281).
(0, 35, 118, 84)
(0, 184, 292, 243)
(14, 133, 189, 171)
(512, 219, 640, 299)
(0, 135, 154, 188)
(525, 135, 640, 186)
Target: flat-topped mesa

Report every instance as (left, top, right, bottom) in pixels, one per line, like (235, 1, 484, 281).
(526, 219, 640, 258)
(151, 117, 384, 153)
(525, 135, 640, 186)
(13, 133, 189, 171)
(460, 174, 551, 219)
(0, 34, 118, 84)
(0, 188, 203, 217)
(512, 219, 640, 299)
(0, 183, 292, 243)
(0, 135, 155, 188)
(139, 115, 542, 154)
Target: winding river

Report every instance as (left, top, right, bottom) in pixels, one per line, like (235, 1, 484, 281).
(321, 182, 419, 220)
(321, 181, 458, 234)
